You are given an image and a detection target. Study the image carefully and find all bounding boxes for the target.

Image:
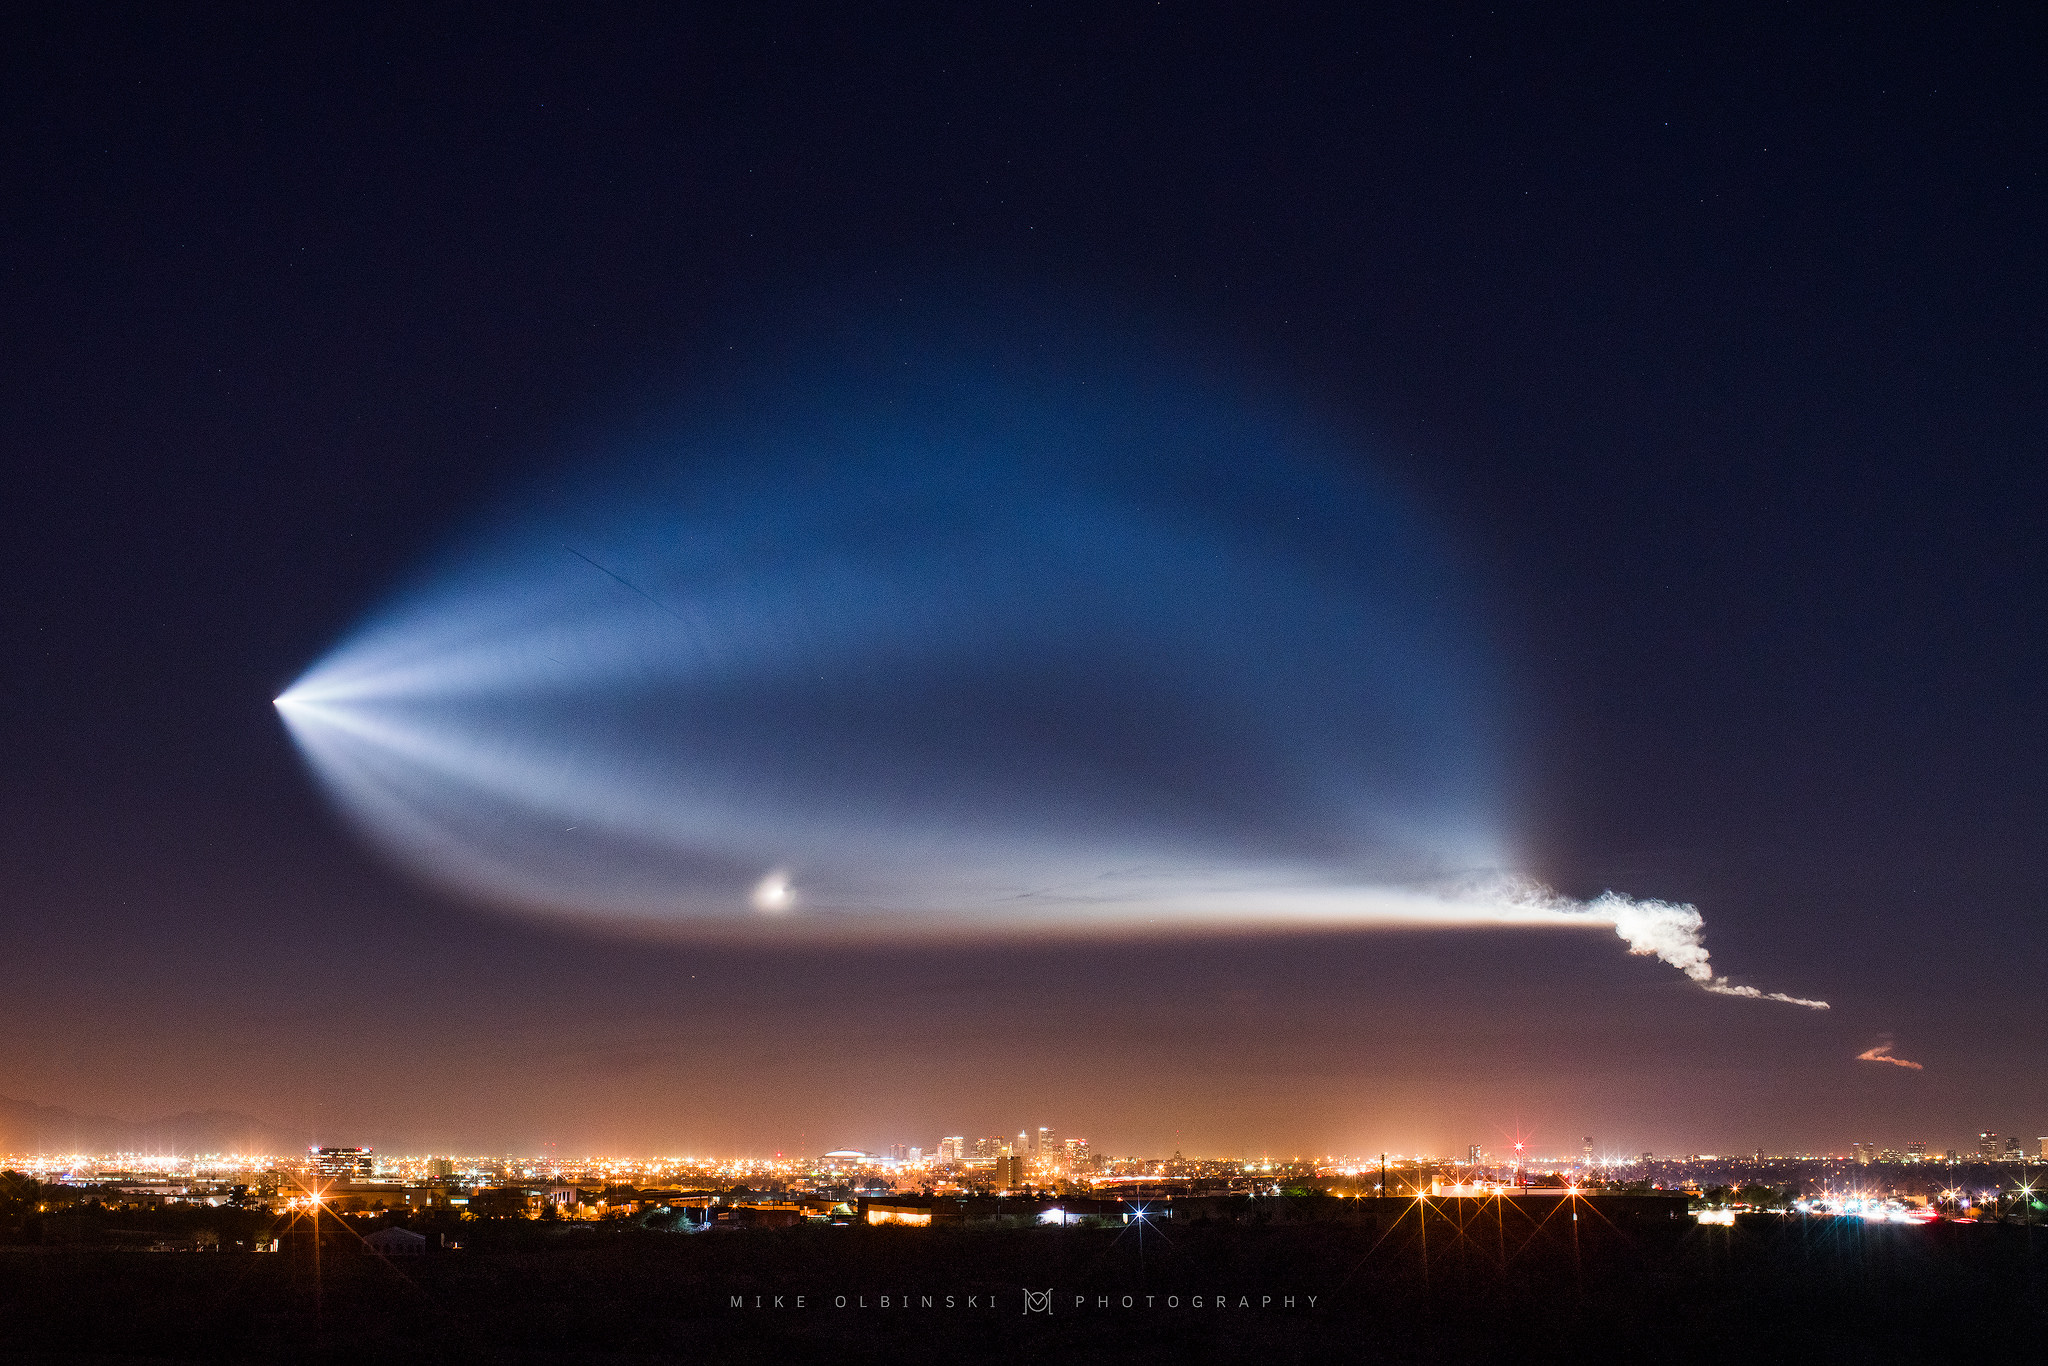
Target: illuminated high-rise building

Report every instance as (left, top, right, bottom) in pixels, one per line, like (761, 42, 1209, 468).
(1905, 1143, 1926, 1163)
(1036, 1127, 1057, 1168)
(311, 1147, 373, 1183)
(1979, 1132, 1999, 1160)
(1582, 1137, 1593, 1164)
(938, 1137, 964, 1162)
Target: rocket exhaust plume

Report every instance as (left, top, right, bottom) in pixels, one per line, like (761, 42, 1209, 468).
(1855, 1043, 1921, 1069)
(1450, 881, 1829, 1009)
(270, 327, 1830, 1012)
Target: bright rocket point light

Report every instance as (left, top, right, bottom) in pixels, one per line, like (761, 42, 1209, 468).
(274, 334, 1823, 1008)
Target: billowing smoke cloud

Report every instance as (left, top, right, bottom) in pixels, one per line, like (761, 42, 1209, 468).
(1445, 881, 1828, 1009)
(1856, 1043, 1922, 1069)
(274, 328, 1826, 1011)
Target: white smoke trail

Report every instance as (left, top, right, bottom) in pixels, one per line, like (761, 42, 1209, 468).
(1705, 982, 1833, 1009)
(870, 872, 1830, 1009)
(1465, 880, 1829, 1010)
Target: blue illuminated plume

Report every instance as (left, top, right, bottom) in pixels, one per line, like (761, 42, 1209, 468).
(276, 339, 1824, 1009)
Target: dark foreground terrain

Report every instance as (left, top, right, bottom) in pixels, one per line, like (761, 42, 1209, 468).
(1, 1211, 2044, 1363)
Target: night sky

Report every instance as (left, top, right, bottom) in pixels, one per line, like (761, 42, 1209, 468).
(4, 4, 2043, 1160)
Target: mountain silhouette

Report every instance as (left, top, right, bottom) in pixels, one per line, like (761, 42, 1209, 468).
(0, 1094, 286, 1157)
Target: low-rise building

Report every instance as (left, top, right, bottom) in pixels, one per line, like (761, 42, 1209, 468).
(365, 1227, 427, 1257)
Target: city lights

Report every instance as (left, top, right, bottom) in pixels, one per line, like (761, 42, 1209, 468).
(8, 1126, 2036, 1229)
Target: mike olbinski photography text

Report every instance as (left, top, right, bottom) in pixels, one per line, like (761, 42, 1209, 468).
(728, 1290, 1320, 1313)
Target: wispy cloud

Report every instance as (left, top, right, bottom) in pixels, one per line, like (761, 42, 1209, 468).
(1856, 1043, 1922, 1070)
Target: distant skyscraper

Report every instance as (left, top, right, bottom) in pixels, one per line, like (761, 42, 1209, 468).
(890, 1144, 908, 1163)
(1979, 1132, 1999, 1160)
(1905, 1142, 1927, 1163)
(1037, 1127, 1057, 1167)
(310, 1147, 372, 1183)
(996, 1154, 1023, 1189)
(938, 1137, 964, 1162)
(1582, 1137, 1593, 1163)
(2038, 1137, 2047, 1161)
(2004, 1136, 2022, 1160)
(1467, 1144, 1481, 1165)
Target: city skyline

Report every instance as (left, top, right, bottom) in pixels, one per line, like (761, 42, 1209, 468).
(13, 1137, 2047, 1180)
(4, 1091, 2044, 1172)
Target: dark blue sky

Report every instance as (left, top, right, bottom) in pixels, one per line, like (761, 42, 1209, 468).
(1, 3, 2042, 1157)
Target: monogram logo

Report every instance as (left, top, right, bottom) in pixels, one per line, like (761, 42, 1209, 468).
(1021, 1288, 1054, 1315)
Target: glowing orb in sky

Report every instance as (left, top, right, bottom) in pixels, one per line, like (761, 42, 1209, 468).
(752, 871, 795, 914)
